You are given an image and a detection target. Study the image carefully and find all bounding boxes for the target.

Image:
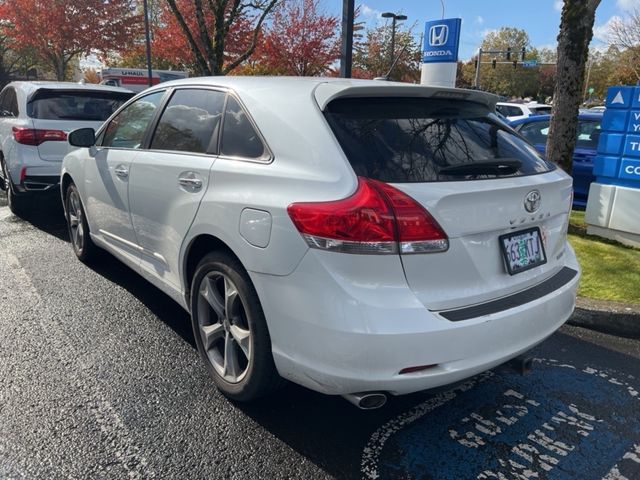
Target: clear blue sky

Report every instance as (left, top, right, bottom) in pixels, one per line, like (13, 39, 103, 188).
(325, 0, 634, 60)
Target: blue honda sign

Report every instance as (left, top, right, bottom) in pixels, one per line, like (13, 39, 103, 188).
(422, 18, 462, 64)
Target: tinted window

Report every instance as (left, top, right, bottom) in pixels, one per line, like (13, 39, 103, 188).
(518, 120, 550, 145)
(28, 90, 133, 121)
(576, 119, 601, 149)
(324, 97, 553, 183)
(150, 89, 225, 154)
(102, 91, 164, 149)
(6, 88, 18, 116)
(497, 105, 524, 117)
(529, 106, 552, 115)
(220, 96, 265, 159)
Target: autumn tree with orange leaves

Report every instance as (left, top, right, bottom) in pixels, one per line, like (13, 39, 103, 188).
(1, 0, 141, 80)
(257, 0, 340, 76)
(159, 0, 279, 75)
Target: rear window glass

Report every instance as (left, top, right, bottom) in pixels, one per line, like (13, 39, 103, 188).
(529, 106, 552, 115)
(27, 89, 133, 121)
(324, 97, 553, 183)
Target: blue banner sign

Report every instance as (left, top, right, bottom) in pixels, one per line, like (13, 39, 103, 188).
(594, 86, 640, 187)
(422, 18, 462, 64)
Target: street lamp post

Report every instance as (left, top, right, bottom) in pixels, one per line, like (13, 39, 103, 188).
(381, 12, 407, 73)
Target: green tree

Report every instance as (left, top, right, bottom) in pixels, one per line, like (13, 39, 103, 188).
(352, 24, 420, 82)
(475, 27, 539, 97)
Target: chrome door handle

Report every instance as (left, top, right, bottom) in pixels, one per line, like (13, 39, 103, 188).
(114, 166, 129, 178)
(178, 176, 203, 189)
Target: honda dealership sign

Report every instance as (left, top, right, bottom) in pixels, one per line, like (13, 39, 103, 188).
(420, 18, 462, 87)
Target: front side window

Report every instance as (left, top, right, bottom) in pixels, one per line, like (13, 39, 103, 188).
(28, 90, 132, 121)
(150, 89, 225, 154)
(220, 96, 265, 159)
(324, 97, 553, 183)
(102, 91, 165, 149)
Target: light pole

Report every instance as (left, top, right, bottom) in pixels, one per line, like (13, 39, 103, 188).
(143, 0, 153, 87)
(381, 12, 407, 73)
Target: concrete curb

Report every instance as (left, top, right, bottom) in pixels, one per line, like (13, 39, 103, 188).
(569, 297, 640, 339)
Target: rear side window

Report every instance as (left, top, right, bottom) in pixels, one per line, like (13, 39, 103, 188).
(324, 97, 553, 183)
(220, 96, 265, 159)
(497, 105, 524, 117)
(27, 89, 133, 121)
(150, 89, 225, 154)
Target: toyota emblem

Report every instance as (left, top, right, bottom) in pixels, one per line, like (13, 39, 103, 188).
(524, 190, 541, 213)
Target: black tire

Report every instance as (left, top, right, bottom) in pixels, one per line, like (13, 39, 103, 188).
(2, 161, 31, 217)
(65, 182, 98, 263)
(190, 251, 283, 402)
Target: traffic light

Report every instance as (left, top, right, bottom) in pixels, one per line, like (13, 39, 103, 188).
(521, 47, 526, 61)
(506, 47, 511, 61)
(492, 58, 497, 69)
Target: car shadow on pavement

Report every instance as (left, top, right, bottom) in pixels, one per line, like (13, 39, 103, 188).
(1, 192, 69, 242)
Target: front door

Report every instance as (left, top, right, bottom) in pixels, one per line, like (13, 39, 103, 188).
(83, 90, 166, 257)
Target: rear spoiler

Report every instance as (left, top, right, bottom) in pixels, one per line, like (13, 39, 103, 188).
(313, 82, 499, 112)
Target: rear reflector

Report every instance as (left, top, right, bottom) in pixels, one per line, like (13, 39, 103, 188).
(12, 127, 67, 146)
(287, 177, 448, 255)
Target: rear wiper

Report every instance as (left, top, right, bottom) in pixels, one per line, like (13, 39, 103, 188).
(438, 159, 522, 176)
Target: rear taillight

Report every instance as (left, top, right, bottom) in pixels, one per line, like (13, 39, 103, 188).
(287, 177, 449, 255)
(12, 127, 67, 146)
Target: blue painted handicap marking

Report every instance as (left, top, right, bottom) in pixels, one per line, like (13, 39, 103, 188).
(605, 86, 634, 109)
(362, 361, 640, 480)
(597, 132, 624, 156)
(600, 109, 628, 132)
(623, 134, 640, 157)
(620, 158, 640, 180)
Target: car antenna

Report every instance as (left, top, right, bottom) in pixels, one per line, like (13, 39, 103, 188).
(375, 42, 411, 81)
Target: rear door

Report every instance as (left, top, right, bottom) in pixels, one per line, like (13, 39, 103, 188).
(324, 96, 572, 311)
(27, 89, 133, 161)
(128, 88, 225, 288)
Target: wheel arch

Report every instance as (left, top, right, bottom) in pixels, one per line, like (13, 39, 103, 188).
(60, 172, 74, 213)
(183, 234, 245, 307)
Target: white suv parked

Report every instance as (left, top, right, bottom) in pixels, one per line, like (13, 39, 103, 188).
(0, 82, 133, 216)
(496, 101, 552, 121)
(61, 77, 580, 408)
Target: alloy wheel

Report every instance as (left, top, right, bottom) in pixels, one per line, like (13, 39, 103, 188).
(67, 189, 84, 252)
(197, 272, 252, 383)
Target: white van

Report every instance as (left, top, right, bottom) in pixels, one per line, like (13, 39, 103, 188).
(99, 68, 188, 93)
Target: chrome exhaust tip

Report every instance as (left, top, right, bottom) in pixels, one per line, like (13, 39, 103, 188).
(342, 392, 387, 410)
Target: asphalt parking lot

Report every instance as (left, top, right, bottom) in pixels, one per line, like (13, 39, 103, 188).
(1, 192, 639, 480)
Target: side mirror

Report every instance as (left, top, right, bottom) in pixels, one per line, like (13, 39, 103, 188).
(68, 128, 96, 147)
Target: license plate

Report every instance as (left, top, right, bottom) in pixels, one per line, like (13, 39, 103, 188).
(499, 227, 547, 275)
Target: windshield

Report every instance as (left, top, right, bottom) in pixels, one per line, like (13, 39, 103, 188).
(27, 89, 133, 121)
(324, 97, 554, 183)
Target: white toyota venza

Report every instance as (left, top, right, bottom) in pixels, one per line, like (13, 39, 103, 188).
(61, 77, 580, 408)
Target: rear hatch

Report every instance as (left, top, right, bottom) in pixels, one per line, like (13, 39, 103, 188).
(27, 88, 133, 161)
(322, 93, 573, 312)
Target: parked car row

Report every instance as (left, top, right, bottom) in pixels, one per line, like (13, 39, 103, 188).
(1, 78, 580, 409)
(0, 81, 134, 215)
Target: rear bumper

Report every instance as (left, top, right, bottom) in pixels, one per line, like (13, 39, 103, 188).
(251, 244, 580, 396)
(15, 175, 60, 193)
